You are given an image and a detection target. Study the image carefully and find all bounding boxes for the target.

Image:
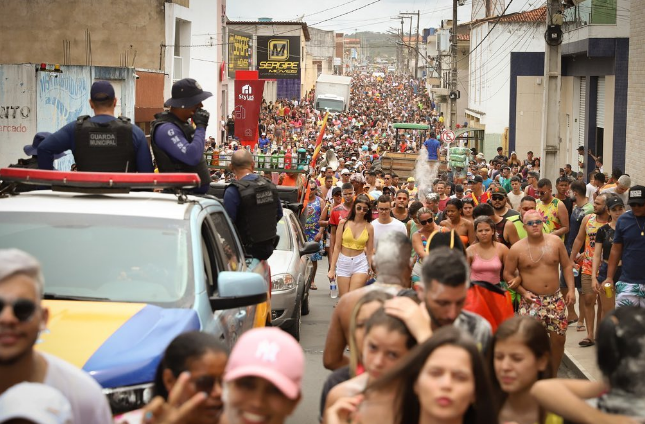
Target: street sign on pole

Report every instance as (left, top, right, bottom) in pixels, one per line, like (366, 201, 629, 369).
(442, 130, 455, 143)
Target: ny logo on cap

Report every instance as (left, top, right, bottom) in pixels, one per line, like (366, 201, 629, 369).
(256, 340, 280, 362)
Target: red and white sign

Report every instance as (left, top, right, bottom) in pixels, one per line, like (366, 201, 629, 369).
(234, 71, 265, 148)
(441, 130, 455, 143)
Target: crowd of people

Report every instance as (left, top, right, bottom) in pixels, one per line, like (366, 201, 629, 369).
(3, 69, 645, 424)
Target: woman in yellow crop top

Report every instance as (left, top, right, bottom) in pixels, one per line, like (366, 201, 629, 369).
(328, 194, 374, 296)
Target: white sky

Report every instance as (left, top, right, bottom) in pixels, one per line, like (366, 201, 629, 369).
(226, 0, 540, 34)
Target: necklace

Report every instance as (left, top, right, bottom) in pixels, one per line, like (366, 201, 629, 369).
(636, 216, 645, 236)
(528, 243, 546, 263)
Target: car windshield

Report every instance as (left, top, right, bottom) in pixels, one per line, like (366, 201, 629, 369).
(316, 99, 344, 112)
(0, 213, 192, 306)
(275, 217, 292, 251)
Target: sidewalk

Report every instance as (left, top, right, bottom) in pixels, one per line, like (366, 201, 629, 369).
(561, 304, 603, 381)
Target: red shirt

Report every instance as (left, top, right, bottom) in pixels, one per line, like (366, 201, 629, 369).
(438, 196, 450, 212)
(329, 204, 351, 227)
(466, 192, 490, 206)
(526, 185, 538, 198)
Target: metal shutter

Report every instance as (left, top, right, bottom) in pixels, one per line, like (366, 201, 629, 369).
(597, 77, 605, 128)
(579, 77, 586, 147)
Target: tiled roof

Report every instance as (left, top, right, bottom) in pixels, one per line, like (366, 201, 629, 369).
(457, 33, 471, 41)
(402, 35, 423, 43)
(498, 6, 546, 22)
(465, 6, 547, 26)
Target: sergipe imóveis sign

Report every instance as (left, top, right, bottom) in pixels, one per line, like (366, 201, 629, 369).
(256, 36, 300, 79)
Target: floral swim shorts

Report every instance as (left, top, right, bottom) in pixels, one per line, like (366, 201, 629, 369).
(518, 289, 567, 336)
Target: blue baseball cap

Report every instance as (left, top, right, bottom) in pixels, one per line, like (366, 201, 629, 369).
(90, 81, 115, 101)
(23, 132, 65, 159)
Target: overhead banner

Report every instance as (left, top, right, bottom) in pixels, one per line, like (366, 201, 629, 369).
(256, 36, 300, 79)
(228, 30, 252, 78)
(233, 78, 265, 147)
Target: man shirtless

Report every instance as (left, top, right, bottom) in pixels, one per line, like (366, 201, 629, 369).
(322, 232, 412, 370)
(504, 210, 576, 373)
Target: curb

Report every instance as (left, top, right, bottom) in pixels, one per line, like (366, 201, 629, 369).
(562, 348, 596, 381)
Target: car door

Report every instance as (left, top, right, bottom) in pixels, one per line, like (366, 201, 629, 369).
(202, 211, 257, 347)
(287, 213, 313, 296)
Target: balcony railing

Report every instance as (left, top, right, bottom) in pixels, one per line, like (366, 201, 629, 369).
(563, 0, 617, 30)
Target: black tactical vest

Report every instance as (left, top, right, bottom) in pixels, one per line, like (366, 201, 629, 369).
(228, 177, 279, 245)
(150, 112, 211, 186)
(74, 116, 136, 172)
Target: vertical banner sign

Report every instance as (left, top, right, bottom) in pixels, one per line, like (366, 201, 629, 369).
(256, 36, 301, 79)
(228, 30, 252, 79)
(234, 79, 265, 147)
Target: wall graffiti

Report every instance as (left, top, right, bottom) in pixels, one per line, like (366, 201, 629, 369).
(0, 106, 30, 119)
(37, 72, 91, 133)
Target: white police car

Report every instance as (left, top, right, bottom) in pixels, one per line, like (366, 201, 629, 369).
(0, 168, 271, 413)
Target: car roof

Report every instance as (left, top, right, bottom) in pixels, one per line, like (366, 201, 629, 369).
(0, 190, 220, 220)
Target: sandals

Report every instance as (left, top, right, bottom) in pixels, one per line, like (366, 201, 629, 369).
(567, 318, 578, 325)
(310, 283, 318, 290)
(578, 338, 595, 347)
(576, 324, 586, 332)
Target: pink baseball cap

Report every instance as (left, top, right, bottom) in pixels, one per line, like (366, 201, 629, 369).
(224, 327, 304, 399)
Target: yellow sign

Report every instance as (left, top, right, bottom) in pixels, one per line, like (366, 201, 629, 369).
(268, 40, 289, 60)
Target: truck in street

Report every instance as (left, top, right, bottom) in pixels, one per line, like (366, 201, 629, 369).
(314, 74, 352, 113)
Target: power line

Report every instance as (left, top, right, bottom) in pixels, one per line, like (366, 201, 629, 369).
(294, 0, 360, 20)
(458, 0, 516, 63)
(475, 25, 540, 102)
(308, 0, 381, 27)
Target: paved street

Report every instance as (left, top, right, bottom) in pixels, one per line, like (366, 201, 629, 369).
(287, 256, 579, 424)
(288, 257, 334, 424)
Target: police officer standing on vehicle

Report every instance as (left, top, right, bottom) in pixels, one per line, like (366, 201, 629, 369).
(151, 78, 212, 193)
(38, 81, 153, 172)
(225, 149, 282, 260)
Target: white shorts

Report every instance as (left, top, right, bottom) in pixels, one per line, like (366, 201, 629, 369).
(336, 252, 369, 277)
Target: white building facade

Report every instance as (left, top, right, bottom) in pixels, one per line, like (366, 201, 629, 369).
(163, 0, 225, 141)
(466, 8, 546, 158)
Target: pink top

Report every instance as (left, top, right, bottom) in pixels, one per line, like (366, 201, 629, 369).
(470, 252, 502, 285)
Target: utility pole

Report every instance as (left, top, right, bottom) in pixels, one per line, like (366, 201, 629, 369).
(390, 17, 405, 73)
(540, 0, 564, 182)
(450, 0, 458, 130)
(398, 15, 413, 75)
(401, 11, 421, 78)
(408, 17, 413, 74)
(415, 11, 420, 79)
(400, 19, 404, 72)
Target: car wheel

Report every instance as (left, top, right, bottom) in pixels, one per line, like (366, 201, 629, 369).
(286, 297, 302, 341)
(301, 281, 311, 316)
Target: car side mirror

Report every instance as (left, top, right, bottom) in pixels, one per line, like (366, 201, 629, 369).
(209, 272, 268, 311)
(299, 241, 320, 257)
(286, 202, 303, 215)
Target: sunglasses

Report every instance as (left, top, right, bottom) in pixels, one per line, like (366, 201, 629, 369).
(537, 191, 548, 196)
(0, 298, 37, 322)
(190, 374, 223, 394)
(419, 218, 433, 225)
(491, 195, 505, 201)
(356, 205, 369, 212)
(525, 220, 542, 227)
